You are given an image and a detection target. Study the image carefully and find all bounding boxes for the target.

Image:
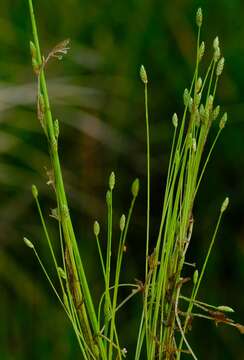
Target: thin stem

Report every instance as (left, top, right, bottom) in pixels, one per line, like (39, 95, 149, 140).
(144, 82, 151, 279)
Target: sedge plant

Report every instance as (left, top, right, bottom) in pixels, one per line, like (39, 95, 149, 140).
(24, 2, 243, 359)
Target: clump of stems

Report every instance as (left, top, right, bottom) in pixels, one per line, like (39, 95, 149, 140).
(25, 3, 243, 359)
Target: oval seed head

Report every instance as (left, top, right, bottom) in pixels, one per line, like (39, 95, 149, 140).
(172, 113, 178, 128)
(193, 269, 199, 285)
(93, 220, 100, 236)
(188, 97, 193, 113)
(199, 41, 205, 61)
(221, 197, 229, 213)
(219, 112, 227, 129)
(216, 57, 225, 76)
(109, 171, 115, 191)
(23, 237, 34, 249)
(213, 46, 221, 62)
(212, 105, 220, 120)
(196, 77, 202, 93)
(199, 104, 205, 118)
(217, 305, 235, 313)
(106, 190, 112, 206)
(196, 8, 203, 27)
(140, 65, 148, 84)
(195, 92, 201, 107)
(213, 36, 219, 51)
(204, 107, 210, 122)
(194, 109, 200, 126)
(131, 178, 140, 198)
(54, 119, 59, 139)
(31, 184, 38, 198)
(207, 95, 214, 111)
(183, 88, 189, 107)
(119, 214, 126, 232)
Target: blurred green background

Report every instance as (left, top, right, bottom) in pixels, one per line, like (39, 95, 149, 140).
(0, 0, 243, 359)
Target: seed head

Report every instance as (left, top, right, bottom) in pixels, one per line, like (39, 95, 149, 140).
(213, 36, 219, 50)
(131, 178, 140, 198)
(207, 95, 214, 111)
(109, 171, 115, 191)
(119, 214, 126, 232)
(219, 112, 227, 129)
(31, 184, 38, 198)
(212, 105, 220, 120)
(93, 220, 100, 236)
(216, 57, 225, 76)
(217, 305, 234, 313)
(196, 8, 203, 27)
(188, 97, 193, 113)
(199, 41, 205, 61)
(140, 65, 148, 84)
(193, 269, 199, 285)
(204, 108, 210, 122)
(192, 138, 197, 152)
(172, 113, 178, 128)
(196, 77, 202, 93)
(199, 104, 205, 118)
(214, 46, 221, 62)
(194, 109, 200, 126)
(23, 237, 34, 249)
(221, 197, 229, 213)
(195, 92, 201, 107)
(183, 88, 189, 107)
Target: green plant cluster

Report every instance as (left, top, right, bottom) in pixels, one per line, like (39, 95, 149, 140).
(24, 2, 243, 359)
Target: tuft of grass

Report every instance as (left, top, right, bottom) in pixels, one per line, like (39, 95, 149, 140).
(24, 2, 243, 359)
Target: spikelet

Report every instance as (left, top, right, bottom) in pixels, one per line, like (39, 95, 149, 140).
(119, 214, 126, 232)
(109, 171, 115, 191)
(219, 112, 227, 129)
(172, 113, 178, 128)
(140, 65, 148, 84)
(221, 197, 229, 213)
(199, 41, 205, 61)
(216, 57, 225, 76)
(131, 178, 140, 198)
(196, 8, 203, 27)
(93, 221, 100, 236)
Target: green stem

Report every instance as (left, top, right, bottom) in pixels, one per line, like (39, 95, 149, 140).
(28, 1, 106, 358)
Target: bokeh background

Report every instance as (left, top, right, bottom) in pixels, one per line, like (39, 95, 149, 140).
(0, 0, 243, 359)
